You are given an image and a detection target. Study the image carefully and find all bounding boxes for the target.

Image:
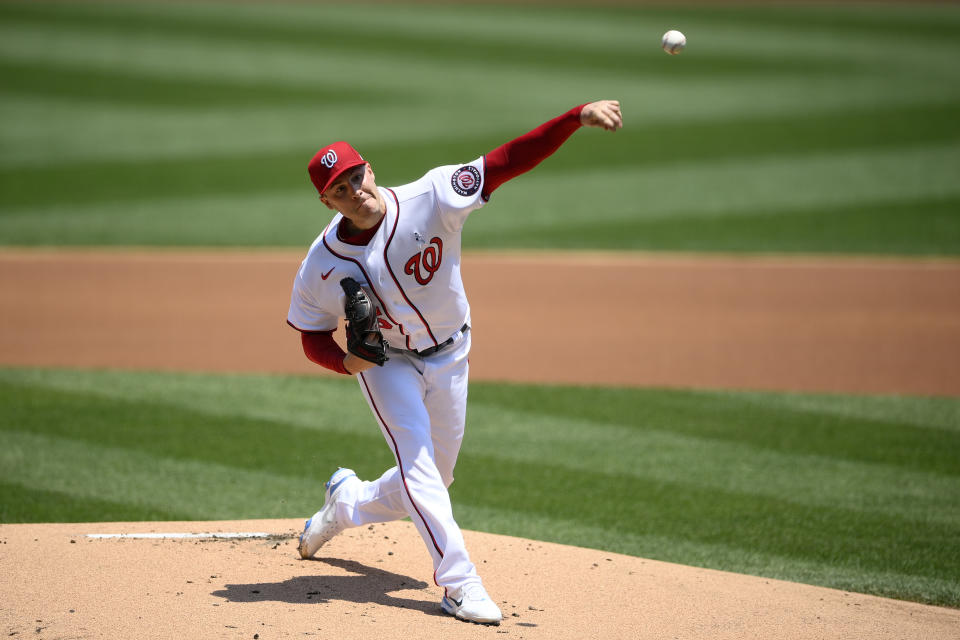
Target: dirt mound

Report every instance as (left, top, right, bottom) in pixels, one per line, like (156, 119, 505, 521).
(2, 519, 957, 640)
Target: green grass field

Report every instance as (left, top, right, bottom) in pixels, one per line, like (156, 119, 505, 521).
(1, 0, 959, 610)
(1, 1, 958, 252)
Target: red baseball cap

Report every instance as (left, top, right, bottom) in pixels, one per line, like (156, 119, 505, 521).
(308, 141, 367, 196)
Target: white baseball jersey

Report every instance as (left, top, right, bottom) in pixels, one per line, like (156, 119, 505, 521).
(287, 158, 486, 350)
(289, 156, 489, 594)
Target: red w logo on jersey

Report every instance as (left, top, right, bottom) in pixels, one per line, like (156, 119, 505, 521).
(404, 237, 443, 285)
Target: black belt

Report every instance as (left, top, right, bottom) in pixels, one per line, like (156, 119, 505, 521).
(414, 324, 469, 357)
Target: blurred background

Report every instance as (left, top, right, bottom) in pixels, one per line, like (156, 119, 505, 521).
(1, 0, 959, 609)
(1, 0, 957, 252)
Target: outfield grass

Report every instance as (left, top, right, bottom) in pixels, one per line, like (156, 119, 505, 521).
(1, 368, 958, 607)
(1, 1, 958, 253)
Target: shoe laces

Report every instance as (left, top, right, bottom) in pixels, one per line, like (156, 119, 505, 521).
(460, 583, 490, 603)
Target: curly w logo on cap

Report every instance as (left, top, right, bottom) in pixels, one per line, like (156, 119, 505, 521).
(308, 142, 366, 195)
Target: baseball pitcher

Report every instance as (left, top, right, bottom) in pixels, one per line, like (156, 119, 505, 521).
(287, 100, 623, 625)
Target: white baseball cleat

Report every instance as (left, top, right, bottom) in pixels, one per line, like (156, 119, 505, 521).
(440, 583, 503, 625)
(298, 467, 357, 559)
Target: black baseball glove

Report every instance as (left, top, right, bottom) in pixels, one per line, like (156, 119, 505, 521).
(340, 277, 388, 366)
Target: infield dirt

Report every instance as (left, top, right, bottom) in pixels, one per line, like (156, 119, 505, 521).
(3, 519, 959, 640)
(1, 249, 959, 639)
(2, 248, 959, 395)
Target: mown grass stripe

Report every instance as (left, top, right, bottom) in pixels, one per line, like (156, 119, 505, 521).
(469, 384, 960, 476)
(465, 407, 960, 526)
(0, 59, 402, 109)
(0, 380, 394, 479)
(0, 99, 484, 170)
(726, 390, 960, 432)
(0, 430, 321, 520)
(0, 369, 371, 435)
(0, 192, 321, 247)
(0, 480, 191, 524)
(627, 3, 960, 41)
(506, 195, 960, 255)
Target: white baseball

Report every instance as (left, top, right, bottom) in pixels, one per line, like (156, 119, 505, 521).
(662, 30, 686, 55)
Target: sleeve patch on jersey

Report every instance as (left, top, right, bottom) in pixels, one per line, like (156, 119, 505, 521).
(451, 166, 481, 197)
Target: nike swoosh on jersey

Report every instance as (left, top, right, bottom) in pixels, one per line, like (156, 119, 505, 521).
(321, 268, 335, 280)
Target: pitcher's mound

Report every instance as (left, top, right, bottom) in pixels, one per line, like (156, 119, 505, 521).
(1, 519, 957, 639)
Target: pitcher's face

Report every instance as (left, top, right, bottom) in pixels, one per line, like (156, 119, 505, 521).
(321, 163, 385, 228)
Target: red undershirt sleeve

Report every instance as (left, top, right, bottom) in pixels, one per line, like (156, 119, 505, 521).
(301, 330, 351, 375)
(482, 104, 586, 200)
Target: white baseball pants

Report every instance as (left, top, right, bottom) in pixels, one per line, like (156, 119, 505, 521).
(332, 327, 479, 593)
